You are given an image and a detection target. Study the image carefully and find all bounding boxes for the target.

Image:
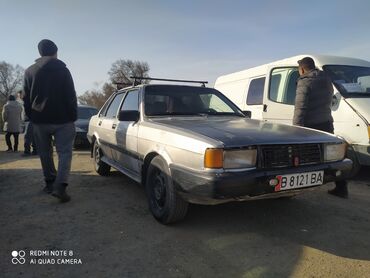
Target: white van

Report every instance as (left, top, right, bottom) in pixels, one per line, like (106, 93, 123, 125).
(215, 54, 370, 168)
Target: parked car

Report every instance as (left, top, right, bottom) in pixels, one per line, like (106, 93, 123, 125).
(215, 54, 370, 173)
(87, 82, 352, 224)
(74, 105, 98, 147)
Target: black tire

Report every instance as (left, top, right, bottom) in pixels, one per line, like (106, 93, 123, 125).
(145, 156, 188, 224)
(93, 141, 111, 176)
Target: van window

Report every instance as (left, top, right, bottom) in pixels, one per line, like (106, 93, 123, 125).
(323, 65, 370, 96)
(246, 77, 265, 105)
(269, 67, 299, 105)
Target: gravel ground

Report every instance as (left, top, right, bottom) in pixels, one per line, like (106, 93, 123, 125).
(1, 136, 370, 278)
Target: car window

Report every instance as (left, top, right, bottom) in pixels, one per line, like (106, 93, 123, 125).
(269, 67, 298, 105)
(99, 94, 114, 117)
(121, 90, 139, 111)
(104, 93, 125, 118)
(144, 85, 243, 116)
(247, 77, 265, 105)
(200, 94, 234, 112)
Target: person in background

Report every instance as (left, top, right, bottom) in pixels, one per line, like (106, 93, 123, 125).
(17, 90, 37, 156)
(293, 57, 348, 198)
(2, 95, 23, 152)
(23, 39, 77, 202)
(16, 90, 26, 134)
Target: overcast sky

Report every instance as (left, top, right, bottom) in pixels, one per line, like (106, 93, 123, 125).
(1, 0, 370, 94)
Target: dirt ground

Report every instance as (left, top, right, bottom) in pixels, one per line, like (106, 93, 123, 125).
(1, 136, 370, 278)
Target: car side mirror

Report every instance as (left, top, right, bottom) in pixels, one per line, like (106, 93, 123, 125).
(118, 110, 140, 122)
(242, 110, 252, 118)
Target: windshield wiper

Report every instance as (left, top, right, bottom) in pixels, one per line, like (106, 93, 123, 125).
(205, 112, 245, 117)
(147, 112, 245, 117)
(147, 112, 208, 117)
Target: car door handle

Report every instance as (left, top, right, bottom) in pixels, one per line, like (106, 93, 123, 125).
(98, 120, 102, 126)
(263, 104, 268, 112)
(112, 124, 117, 129)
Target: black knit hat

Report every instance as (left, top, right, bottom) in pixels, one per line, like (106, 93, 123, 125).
(38, 39, 58, 56)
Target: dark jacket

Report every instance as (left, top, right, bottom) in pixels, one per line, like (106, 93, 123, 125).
(2, 100, 24, 132)
(293, 69, 334, 127)
(23, 57, 77, 124)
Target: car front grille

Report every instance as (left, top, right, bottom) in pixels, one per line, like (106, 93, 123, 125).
(260, 144, 322, 169)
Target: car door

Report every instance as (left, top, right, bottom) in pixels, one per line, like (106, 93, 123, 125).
(113, 89, 140, 174)
(262, 66, 299, 125)
(97, 92, 126, 160)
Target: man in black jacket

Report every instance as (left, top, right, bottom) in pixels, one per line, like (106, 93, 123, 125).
(24, 39, 77, 202)
(293, 57, 348, 198)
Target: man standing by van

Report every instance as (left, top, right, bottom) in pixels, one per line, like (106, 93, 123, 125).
(23, 39, 77, 202)
(293, 57, 348, 198)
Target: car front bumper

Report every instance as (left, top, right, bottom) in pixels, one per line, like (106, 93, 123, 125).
(74, 131, 89, 146)
(170, 159, 353, 205)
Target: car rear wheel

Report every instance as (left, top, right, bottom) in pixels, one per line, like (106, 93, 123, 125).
(146, 156, 188, 224)
(93, 141, 111, 176)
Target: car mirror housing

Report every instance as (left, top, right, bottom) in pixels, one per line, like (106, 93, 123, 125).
(242, 110, 252, 118)
(118, 110, 140, 122)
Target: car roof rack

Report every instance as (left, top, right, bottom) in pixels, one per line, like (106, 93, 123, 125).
(130, 76, 208, 87)
(113, 82, 134, 90)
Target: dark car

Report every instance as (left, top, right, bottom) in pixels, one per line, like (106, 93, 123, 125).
(74, 105, 98, 147)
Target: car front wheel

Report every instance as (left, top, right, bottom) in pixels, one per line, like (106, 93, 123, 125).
(93, 141, 111, 176)
(146, 156, 188, 224)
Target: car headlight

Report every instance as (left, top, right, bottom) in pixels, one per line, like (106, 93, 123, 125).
(75, 126, 85, 132)
(204, 148, 257, 169)
(323, 143, 346, 162)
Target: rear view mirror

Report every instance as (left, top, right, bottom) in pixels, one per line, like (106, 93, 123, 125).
(118, 110, 140, 122)
(243, 110, 252, 118)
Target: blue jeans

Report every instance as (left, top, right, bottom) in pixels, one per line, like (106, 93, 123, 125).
(33, 122, 76, 185)
(24, 122, 36, 153)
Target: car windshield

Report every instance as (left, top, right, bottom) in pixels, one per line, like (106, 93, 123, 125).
(144, 85, 244, 117)
(78, 107, 98, 120)
(323, 65, 370, 96)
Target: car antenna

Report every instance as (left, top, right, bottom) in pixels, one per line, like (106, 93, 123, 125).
(130, 76, 208, 87)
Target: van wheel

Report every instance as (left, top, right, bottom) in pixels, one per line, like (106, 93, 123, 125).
(93, 141, 111, 176)
(146, 156, 188, 224)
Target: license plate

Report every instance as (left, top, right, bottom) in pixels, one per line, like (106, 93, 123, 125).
(274, 171, 324, 192)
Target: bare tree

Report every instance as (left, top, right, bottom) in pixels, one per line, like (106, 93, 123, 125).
(0, 61, 24, 101)
(101, 82, 116, 99)
(79, 59, 150, 108)
(108, 59, 150, 88)
(78, 82, 116, 109)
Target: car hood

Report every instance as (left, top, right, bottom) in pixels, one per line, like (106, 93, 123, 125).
(75, 119, 89, 130)
(150, 116, 341, 147)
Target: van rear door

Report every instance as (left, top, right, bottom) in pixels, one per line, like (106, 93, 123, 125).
(262, 66, 299, 124)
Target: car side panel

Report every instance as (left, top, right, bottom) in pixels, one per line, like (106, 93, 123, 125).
(138, 122, 218, 172)
(114, 121, 140, 174)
